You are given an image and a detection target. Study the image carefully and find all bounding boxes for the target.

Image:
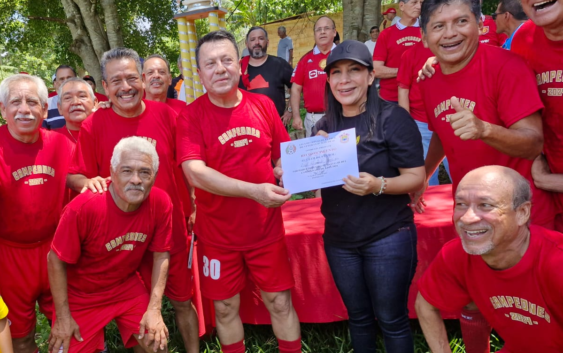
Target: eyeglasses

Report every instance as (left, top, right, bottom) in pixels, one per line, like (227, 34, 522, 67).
(314, 26, 335, 33)
(491, 12, 508, 20)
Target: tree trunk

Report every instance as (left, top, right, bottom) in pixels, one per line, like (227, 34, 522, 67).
(101, 0, 124, 48)
(73, 0, 110, 61)
(343, 0, 364, 40)
(60, 0, 105, 92)
(361, 0, 379, 41)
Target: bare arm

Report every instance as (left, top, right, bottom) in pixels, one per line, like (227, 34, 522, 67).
(139, 251, 170, 352)
(373, 60, 398, 79)
(532, 154, 563, 193)
(48, 251, 82, 353)
(181, 160, 291, 208)
(0, 317, 13, 353)
(449, 97, 543, 160)
(290, 83, 303, 130)
(66, 174, 110, 194)
(410, 133, 445, 213)
(415, 293, 452, 353)
(398, 87, 410, 112)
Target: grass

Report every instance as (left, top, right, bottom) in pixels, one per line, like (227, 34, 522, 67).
(35, 299, 504, 353)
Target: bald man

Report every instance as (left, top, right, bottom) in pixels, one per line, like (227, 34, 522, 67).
(416, 165, 563, 353)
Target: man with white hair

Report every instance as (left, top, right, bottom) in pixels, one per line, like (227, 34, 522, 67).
(416, 165, 563, 352)
(67, 47, 199, 353)
(49, 137, 171, 353)
(43, 65, 77, 130)
(0, 74, 73, 353)
(56, 77, 99, 145)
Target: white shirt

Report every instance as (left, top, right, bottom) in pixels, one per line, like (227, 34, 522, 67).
(364, 40, 377, 56)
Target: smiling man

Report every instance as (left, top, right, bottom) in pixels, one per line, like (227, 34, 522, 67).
(49, 137, 171, 353)
(511, 0, 563, 232)
(56, 78, 99, 145)
(0, 74, 73, 353)
(143, 54, 187, 114)
(415, 165, 563, 353)
(177, 30, 300, 353)
(66, 47, 199, 353)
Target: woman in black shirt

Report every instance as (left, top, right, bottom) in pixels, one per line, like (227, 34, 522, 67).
(313, 40, 425, 353)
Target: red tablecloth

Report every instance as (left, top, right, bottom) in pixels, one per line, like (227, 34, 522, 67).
(197, 185, 458, 333)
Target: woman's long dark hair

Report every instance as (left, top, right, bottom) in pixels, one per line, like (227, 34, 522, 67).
(324, 71, 382, 138)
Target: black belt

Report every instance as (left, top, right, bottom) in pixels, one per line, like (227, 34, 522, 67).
(307, 111, 325, 114)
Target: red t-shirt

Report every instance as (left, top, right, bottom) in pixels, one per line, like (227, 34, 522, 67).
(418, 44, 554, 225)
(0, 127, 73, 245)
(419, 225, 563, 353)
(55, 126, 80, 145)
(397, 41, 434, 123)
(373, 24, 422, 102)
(94, 92, 108, 102)
(51, 187, 172, 309)
(480, 16, 508, 47)
(291, 47, 332, 113)
(165, 98, 186, 115)
(177, 90, 290, 250)
(512, 20, 563, 210)
(69, 100, 188, 253)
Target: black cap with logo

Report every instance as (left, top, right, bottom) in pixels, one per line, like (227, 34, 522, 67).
(324, 40, 374, 73)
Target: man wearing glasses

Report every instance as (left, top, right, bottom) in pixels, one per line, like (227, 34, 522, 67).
(289, 16, 336, 137)
(493, 0, 528, 50)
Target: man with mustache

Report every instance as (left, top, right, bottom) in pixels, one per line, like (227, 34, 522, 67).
(511, 0, 563, 232)
(0, 74, 73, 353)
(415, 165, 563, 353)
(49, 137, 171, 353)
(143, 55, 187, 114)
(56, 77, 99, 145)
(239, 26, 294, 124)
(43, 65, 77, 130)
(290, 16, 336, 136)
(412, 0, 556, 350)
(67, 47, 199, 353)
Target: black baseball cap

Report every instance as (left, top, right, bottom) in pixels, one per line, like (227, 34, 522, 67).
(324, 40, 374, 73)
(83, 75, 95, 84)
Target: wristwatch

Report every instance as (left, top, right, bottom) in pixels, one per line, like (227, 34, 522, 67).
(287, 107, 292, 113)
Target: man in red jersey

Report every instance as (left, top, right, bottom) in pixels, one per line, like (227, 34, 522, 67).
(511, 0, 563, 231)
(49, 137, 171, 353)
(143, 54, 187, 115)
(178, 30, 301, 353)
(290, 16, 336, 136)
(373, 0, 423, 103)
(416, 166, 563, 353)
(398, 42, 451, 186)
(413, 0, 556, 351)
(57, 78, 99, 145)
(0, 74, 73, 353)
(66, 48, 199, 353)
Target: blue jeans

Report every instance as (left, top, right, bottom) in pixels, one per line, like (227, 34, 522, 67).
(415, 119, 451, 186)
(324, 225, 418, 353)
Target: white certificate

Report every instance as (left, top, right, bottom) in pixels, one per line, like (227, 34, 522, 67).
(280, 128, 359, 194)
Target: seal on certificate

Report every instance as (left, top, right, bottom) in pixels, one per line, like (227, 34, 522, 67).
(285, 144, 297, 155)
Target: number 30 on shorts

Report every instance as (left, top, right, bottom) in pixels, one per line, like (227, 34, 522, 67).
(202, 256, 221, 280)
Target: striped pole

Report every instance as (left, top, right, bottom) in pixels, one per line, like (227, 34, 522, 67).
(208, 11, 220, 32)
(176, 18, 195, 103)
(219, 12, 226, 30)
(187, 20, 204, 97)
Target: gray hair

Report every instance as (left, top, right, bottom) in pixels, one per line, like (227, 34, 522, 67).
(512, 174, 532, 209)
(499, 0, 528, 20)
(0, 74, 48, 107)
(144, 54, 171, 74)
(57, 77, 96, 102)
(110, 136, 160, 173)
(278, 26, 286, 34)
(101, 47, 143, 82)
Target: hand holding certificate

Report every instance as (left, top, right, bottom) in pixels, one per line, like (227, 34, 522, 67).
(280, 128, 359, 194)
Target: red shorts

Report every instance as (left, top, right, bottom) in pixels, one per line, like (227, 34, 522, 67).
(53, 294, 149, 353)
(139, 248, 193, 302)
(0, 240, 52, 338)
(197, 238, 295, 301)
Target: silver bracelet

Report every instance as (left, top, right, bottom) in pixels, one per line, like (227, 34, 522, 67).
(373, 176, 387, 196)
